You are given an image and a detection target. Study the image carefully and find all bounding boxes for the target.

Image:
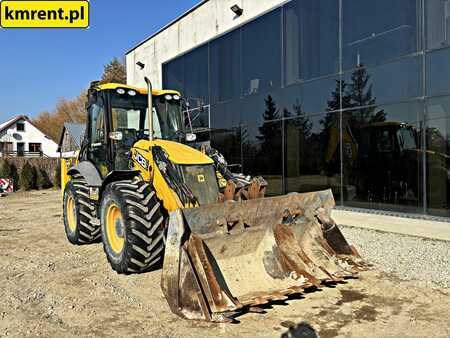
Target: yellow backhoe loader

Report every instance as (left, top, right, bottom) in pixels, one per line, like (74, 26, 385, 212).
(61, 79, 366, 323)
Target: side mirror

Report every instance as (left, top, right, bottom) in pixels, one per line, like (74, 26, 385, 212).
(186, 133, 197, 142)
(109, 131, 123, 141)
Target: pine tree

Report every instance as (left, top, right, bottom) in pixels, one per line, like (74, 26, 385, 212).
(101, 57, 126, 84)
(348, 65, 378, 127)
(257, 95, 281, 144)
(321, 80, 352, 132)
(20, 162, 37, 191)
(54, 163, 62, 188)
(290, 100, 312, 138)
(37, 168, 53, 189)
(9, 163, 19, 190)
(256, 95, 282, 175)
(0, 159, 12, 178)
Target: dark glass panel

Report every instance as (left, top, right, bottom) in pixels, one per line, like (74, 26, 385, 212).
(162, 56, 184, 93)
(242, 9, 281, 96)
(240, 93, 283, 195)
(210, 125, 243, 171)
(343, 0, 420, 70)
(243, 119, 283, 196)
(343, 101, 424, 213)
(284, 111, 342, 200)
(183, 44, 209, 105)
(426, 0, 450, 50)
(427, 47, 450, 96)
(210, 101, 242, 170)
(343, 56, 422, 106)
(284, 0, 339, 84)
(425, 96, 450, 217)
(280, 76, 339, 116)
(210, 30, 241, 103)
(240, 91, 282, 147)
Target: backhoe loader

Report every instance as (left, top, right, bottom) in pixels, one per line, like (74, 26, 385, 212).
(61, 80, 365, 323)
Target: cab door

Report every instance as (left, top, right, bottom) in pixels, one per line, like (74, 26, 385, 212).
(87, 96, 110, 178)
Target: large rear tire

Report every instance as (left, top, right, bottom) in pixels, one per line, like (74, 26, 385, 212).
(100, 179, 167, 274)
(63, 177, 101, 245)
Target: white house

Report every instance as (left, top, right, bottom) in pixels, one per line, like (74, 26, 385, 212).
(0, 115, 59, 158)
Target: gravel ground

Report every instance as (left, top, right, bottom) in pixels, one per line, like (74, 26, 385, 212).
(1, 190, 450, 337)
(341, 225, 450, 289)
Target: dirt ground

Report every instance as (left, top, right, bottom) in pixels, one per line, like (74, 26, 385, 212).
(1, 190, 449, 338)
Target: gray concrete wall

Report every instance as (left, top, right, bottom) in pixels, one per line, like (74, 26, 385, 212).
(126, 0, 286, 90)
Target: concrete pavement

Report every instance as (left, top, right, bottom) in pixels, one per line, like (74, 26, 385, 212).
(333, 209, 450, 242)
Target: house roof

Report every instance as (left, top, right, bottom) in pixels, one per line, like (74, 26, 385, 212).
(0, 115, 57, 144)
(0, 115, 31, 133)
(58, 123, 86, 152)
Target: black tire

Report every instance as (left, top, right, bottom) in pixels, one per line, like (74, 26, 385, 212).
(100, 179, 167, 274)
(63, 176, 101, 245)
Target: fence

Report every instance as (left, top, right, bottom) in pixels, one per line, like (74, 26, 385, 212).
(0, 157, 59, 190)
(1, 151, 46, 158)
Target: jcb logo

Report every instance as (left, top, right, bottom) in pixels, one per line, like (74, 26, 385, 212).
(134, 152, 148, 170)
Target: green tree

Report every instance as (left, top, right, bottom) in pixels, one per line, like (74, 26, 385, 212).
(101, 57, 126, 84)
(37, 168, 53, 189)
(54, 163, 62, 188)
(20, 162, 37, 191)
(0, 159, 12, 178)
(257, 95, 281, 145)
(348, 65, 386, 126)
(256, 95, 282, 175)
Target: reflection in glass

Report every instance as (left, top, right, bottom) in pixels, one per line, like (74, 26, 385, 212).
(343, 57, 421, 105)
(427, 47, 450, 96)
(426, 96, 450, 217)
(162, 56, 184, 94)
(426, 0, 450, 49)
(242, 9, 281, 96)
(343, 101, 423, 213)
(284, 0, 339, 83)
(281, 77, 338, 115)
(210, 101, 242, 168)
(284, 111, 341, 199)
(210, 126, 243, 171)
(183, 44, 209, 105)
(343, 0, 419, 70)
(210, 30, 241, 103)
(240, 94, 283, 195)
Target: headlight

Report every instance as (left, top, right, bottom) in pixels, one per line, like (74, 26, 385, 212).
(173, 94, 180, 100)
(128, 90, 137, 96)
(116, 88, 125, 95)
(165, 94, 173, 101)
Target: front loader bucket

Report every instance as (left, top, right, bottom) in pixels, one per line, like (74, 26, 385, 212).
(161, 189, 366, 322)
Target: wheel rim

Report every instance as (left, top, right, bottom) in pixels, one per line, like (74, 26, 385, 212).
(106, 203, 125, 254)
(66, 195, 77, 232)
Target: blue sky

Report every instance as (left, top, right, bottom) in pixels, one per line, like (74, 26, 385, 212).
(0, 0, 199, 122)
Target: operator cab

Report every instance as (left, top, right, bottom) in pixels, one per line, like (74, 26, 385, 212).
(83, 82, 189, 175)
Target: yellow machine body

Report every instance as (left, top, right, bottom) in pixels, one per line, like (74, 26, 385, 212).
(59, 82, 366, 324)
(130, 139, 214, 212)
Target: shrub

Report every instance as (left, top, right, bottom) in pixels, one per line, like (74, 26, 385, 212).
(37, 168, 53, 189)
(0, 159, 12, 178)
(10, 163, 19, 191)
(20, 162, 37, 191)
(54, 163, 61, 188)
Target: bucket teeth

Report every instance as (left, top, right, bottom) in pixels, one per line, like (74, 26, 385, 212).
(161, 189, 367, 322)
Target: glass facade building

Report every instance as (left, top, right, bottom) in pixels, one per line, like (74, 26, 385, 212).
(162, 0, 450, 218)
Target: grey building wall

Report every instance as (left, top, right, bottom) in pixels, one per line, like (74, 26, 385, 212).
(126, 0, 287, 89)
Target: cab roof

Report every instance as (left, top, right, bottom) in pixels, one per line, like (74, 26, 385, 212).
(97, 83, 181, 96)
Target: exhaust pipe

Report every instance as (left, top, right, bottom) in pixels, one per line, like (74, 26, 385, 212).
(144, 77, 153, 142)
